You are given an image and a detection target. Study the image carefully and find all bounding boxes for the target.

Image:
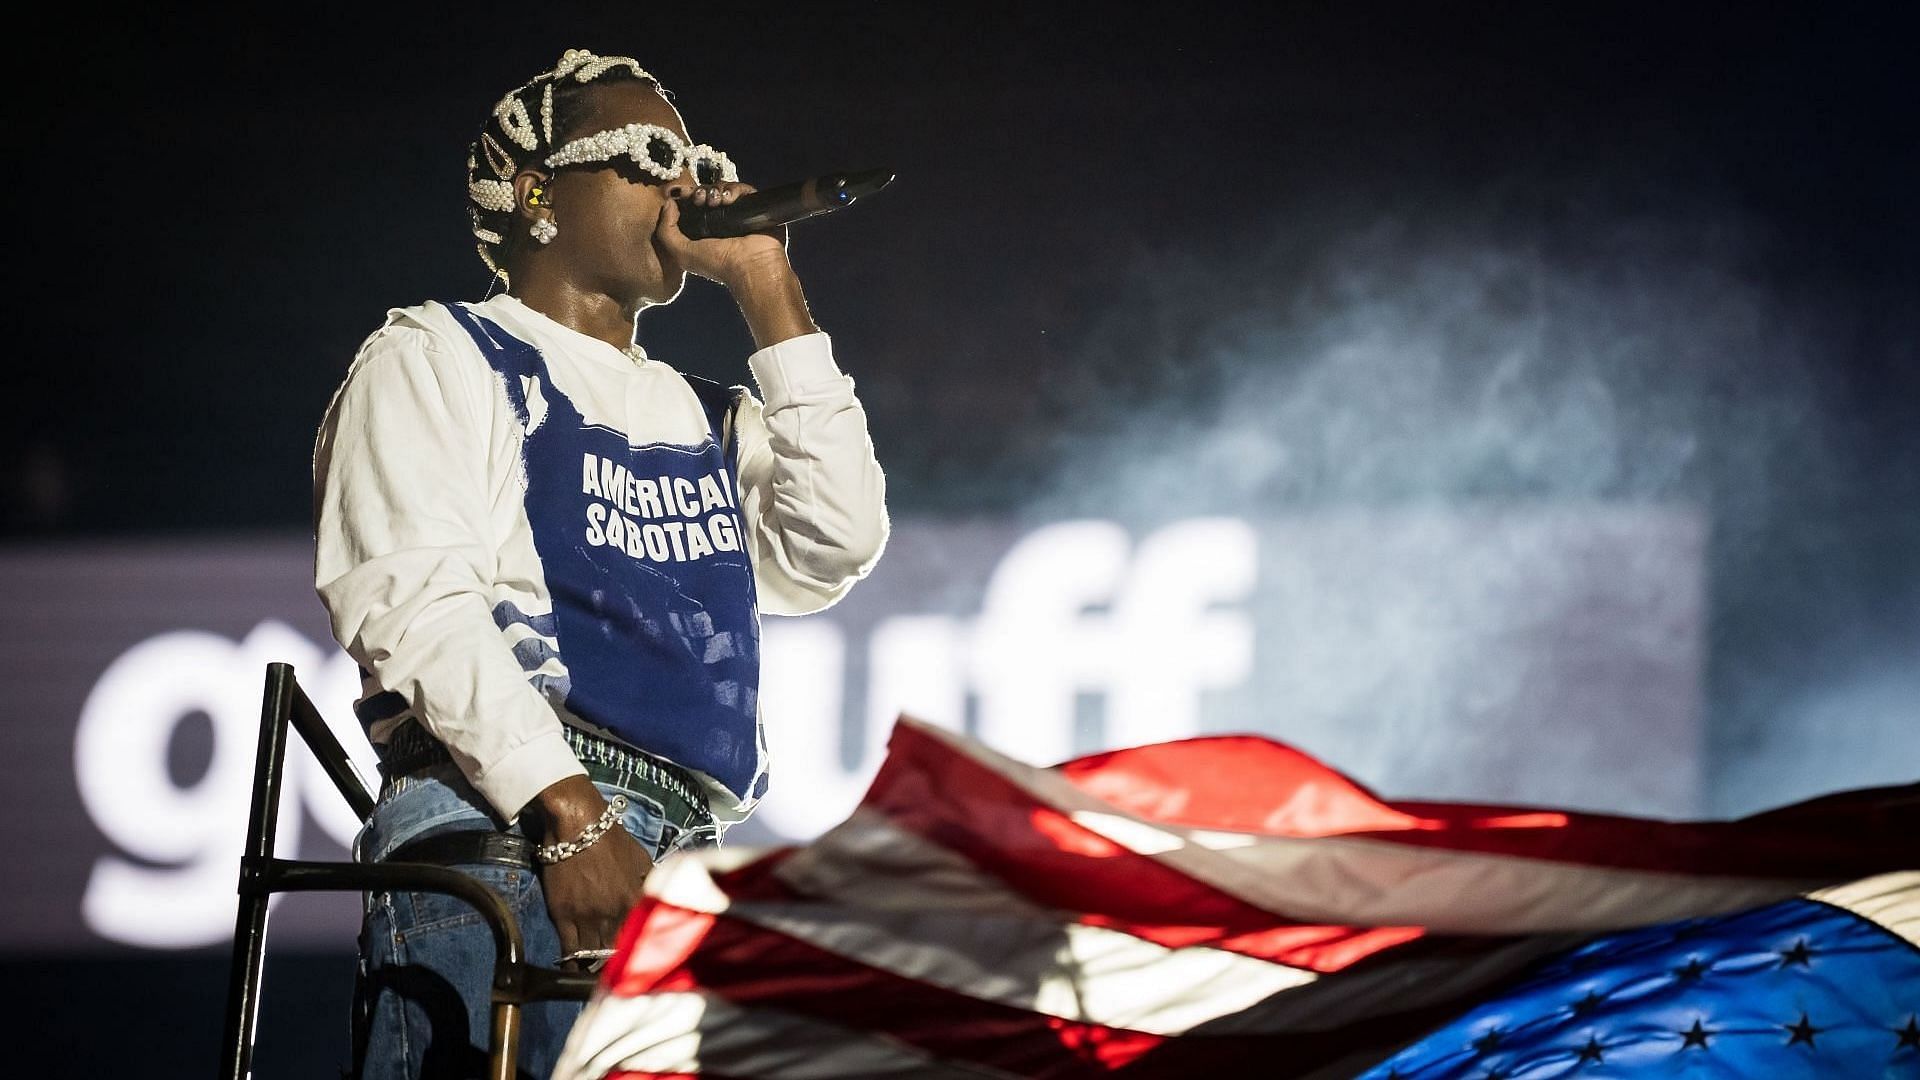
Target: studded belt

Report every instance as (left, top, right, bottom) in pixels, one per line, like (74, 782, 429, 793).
(379, 720, 716, 837)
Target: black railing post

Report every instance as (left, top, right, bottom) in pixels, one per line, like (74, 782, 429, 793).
(287, 679, 376, 821)
(220, 662, 295, 1080)
(219, 662, 597, 1078)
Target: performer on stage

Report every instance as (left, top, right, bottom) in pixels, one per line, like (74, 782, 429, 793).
(311, 48, 889, 1078)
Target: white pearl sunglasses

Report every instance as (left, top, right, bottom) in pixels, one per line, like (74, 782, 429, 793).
(545, 122, 739, 186)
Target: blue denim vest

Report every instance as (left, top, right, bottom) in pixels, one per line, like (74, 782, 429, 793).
(438, 302, 766, 803)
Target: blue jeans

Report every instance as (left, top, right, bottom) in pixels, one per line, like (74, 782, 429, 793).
(350, 764, 699, 1079)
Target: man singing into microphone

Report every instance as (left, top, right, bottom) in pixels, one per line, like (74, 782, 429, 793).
(312, 48, 889, 1078)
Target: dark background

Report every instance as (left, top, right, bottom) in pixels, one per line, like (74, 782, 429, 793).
(13, 4, 1916, 533)
(3, 3, 1914, 1076)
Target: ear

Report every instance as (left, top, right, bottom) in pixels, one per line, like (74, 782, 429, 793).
(513, 169, 554, 220)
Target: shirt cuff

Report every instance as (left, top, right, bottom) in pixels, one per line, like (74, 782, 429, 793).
(469, 729, 588, 823)
(747, 331, 841, 404)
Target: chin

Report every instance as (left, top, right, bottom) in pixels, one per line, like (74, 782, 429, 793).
(633, 243, 685, 302)
(653, 268, 690, 306)
(626, 271, 684, 311)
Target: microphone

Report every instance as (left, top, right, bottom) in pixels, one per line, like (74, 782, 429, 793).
(675, 168, 895, 240)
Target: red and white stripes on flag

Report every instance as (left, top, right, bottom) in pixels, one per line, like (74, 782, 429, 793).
(554, 719, 1918, 1079)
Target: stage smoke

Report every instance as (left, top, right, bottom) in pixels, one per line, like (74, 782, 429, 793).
(1029, 179, 1917, 816)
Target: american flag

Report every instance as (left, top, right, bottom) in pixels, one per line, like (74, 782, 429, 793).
(555, 719, 1919, 1079)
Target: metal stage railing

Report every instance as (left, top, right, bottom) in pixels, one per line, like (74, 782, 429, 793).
(220, 662, 597, 1079)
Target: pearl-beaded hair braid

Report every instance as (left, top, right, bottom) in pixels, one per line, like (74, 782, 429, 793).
(466, 49, 661, 283)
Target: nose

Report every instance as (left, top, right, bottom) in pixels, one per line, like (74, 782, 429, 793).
(664, 163, 699, 199)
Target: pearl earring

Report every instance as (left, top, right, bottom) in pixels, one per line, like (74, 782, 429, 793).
(530, 217, 558, 244)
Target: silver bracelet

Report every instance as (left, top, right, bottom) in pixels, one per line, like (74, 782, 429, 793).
(557, 948, 616, 973)
(535, 794, 629, 864)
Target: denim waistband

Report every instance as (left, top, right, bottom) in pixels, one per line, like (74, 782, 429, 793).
(380, 720, 715, 835)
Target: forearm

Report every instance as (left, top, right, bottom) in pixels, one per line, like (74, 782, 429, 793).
(728, 253, 818, 350)
(317, 555, 588, 820)
(740, 333, 890, 612)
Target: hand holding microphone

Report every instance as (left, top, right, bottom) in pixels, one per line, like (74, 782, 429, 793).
(656, 168, 894, 348)
(675, 169, 895, 240)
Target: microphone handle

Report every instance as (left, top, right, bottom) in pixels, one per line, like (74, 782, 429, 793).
(676, 169, 895, 240)
(678, 181, 834, 240)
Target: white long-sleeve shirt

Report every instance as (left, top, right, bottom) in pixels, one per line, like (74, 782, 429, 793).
(312, 293, 887, 823)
